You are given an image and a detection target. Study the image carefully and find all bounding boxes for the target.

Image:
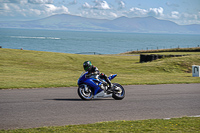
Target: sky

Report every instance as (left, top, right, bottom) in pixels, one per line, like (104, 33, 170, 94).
(0, 0, 200, 25)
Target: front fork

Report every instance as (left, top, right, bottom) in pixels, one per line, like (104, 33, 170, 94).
(83, 84, 89, 93)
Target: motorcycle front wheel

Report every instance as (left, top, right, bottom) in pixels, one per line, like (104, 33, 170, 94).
(112, 83, 125, 100)
(78, 84, 93, 100)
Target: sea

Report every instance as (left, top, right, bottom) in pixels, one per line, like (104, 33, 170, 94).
(0, 28, 200, 54)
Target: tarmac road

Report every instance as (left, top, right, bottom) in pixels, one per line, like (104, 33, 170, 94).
(0, 84, 200, 129)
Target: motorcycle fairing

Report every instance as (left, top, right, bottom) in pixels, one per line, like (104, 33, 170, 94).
(77, 72, 117, 96)
(93, 91, 112, 98)
(108, 74, 117, 80)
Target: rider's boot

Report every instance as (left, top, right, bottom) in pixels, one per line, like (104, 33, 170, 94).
(100, 73, 113, 92)
(107, 84, 113, 92)
(104, 74, 111, 84)
(105, 77, 113, 92)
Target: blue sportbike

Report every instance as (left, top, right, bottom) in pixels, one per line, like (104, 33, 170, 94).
(77, 72, 125, 100)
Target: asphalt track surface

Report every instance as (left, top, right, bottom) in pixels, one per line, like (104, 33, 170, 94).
(0, 84, 200, 129)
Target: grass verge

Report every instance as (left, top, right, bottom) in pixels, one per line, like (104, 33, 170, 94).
(0, 117, 199, 133)
(0, 48, 200, 89)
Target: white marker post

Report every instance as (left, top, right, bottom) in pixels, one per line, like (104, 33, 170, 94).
(192, 65, 200, 77)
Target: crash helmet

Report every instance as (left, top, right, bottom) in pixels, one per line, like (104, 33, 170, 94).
(83, 61, 92, 71)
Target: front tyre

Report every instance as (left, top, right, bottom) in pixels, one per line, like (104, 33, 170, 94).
(78, 84, 93, 100)
(112, 83, 125, 100)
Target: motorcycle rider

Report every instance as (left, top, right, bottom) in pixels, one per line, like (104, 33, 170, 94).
(83, 61, 112, 91)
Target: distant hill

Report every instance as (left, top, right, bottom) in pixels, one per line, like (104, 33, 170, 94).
(0, 14, 200, 34)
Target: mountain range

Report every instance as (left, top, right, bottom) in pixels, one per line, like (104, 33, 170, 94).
(0, 14, 200, 34)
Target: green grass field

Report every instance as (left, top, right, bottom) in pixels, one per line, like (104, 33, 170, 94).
(0, 48, 200, 89)
(1, 49, 200, 132)
(1, 117, 199, 133)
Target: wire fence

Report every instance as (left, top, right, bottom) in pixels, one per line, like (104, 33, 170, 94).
(126, 45, 200, 53)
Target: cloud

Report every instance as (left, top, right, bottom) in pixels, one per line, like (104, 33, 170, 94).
(118, 1, 125, 9)
(0, 0, 28, 4)
(80, 1, 116, 19)
(170, 11, 179, 19)
(124, 7, 164, 18)
(28, 0, 53, 4)
(82, 0, 111, 10)
(148, 7, 164, 17)
(125, 7, 148, 16)
(180, 12, 200, 23)
(0, 0, 19, 3)
(44, 4, 69, 15)
(109, 12, 118, 17)
(166, 11, 200, 25)
(0, 0, 69, 20)
(0, 0, 53, 4)
(82, 2, 91, 9)
(95, 0, 111, 10)
(0, 0, 54, 4)
(124, 7, 199, 24)
(80, 9, 117, 20)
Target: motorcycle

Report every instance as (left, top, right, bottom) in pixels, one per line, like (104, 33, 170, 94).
(77, 72, 125, 100)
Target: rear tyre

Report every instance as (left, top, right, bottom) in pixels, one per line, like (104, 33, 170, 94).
(78, 84, 93, 100)
(112, 83, 125, 100)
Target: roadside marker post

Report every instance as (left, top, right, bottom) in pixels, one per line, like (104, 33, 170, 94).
(192, 65, 200, 77)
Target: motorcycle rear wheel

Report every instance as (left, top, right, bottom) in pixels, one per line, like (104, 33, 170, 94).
(112, 83, 125, 100)
(78, 84, 93, 100)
